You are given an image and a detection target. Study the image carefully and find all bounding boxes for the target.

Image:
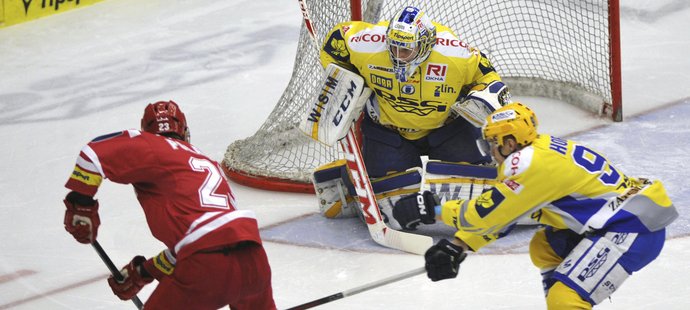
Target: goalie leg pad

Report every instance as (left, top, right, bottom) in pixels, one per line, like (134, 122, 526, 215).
(313, 159, 423, 227)
(424, 160, 540, 225)
(312, 160, 360, 219)
(424, 160, 497, 203)
(371, 168, 423, 231)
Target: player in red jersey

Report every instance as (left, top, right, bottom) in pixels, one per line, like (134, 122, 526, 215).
(62, 101, 276, 310)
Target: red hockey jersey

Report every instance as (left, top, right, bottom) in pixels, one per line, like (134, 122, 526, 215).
(65, 130, 262, 260)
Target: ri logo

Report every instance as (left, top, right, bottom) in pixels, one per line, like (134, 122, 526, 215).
(425, 63, 447, 82)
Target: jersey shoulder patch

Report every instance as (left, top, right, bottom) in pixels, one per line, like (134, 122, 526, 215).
(501, 146, 534, 177)
(475, 188, 506, 218)
(478, 51, 497, 75)
(323, 24, 351, 63)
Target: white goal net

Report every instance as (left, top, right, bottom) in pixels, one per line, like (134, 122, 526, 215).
(222, 0, 621, 192)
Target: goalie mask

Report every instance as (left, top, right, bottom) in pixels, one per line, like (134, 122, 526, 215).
(141, 100, 190, 142)
(386, 6, 436, 82)
(482, 102, 538, 148)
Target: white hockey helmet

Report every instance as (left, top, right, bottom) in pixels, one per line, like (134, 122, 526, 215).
(386, 6, 436, 82)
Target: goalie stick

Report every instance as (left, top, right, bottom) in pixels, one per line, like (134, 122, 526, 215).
(297, 0, 432, 255)
(285, 266, 425, 310)
(297, 0, 318, 49)
(340, 126, 433, 254)
(91, 241, 144, 309)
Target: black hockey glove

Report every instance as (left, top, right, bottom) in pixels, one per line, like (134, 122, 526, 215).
(392, 191, 439, 230)
(424, 239, 467, 282)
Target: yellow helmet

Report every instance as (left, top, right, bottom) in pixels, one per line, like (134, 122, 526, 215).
(482, 102, 538, 147)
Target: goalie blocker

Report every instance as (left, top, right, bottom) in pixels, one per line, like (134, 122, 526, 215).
(299, 63, 371, 146)
(312, 160, 497, 230)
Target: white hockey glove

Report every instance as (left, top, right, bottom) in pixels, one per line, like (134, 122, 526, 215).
(452, 81, 511, 127)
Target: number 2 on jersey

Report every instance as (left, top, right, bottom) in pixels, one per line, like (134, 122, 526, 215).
(189, 157, 232, 209)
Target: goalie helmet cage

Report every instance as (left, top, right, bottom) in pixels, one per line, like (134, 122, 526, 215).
(222, 0, 622, 193)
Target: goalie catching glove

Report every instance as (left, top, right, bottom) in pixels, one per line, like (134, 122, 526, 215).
(392, 191, 439, 231)
(452, 80, 511, 127)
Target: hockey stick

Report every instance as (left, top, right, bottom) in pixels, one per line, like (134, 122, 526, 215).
(297, 0, 319, 49)
(285, 266, 425, 310)
(339, 127, 433, 254)
(91, 241, 144, 309)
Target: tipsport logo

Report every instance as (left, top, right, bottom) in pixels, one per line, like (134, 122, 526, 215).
(390, 31, 414, 42)
(71, 169, 91, 182)
(21, 0, 83, 15)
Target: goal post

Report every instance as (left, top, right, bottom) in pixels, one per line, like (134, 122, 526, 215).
(222, 0, 622, 192)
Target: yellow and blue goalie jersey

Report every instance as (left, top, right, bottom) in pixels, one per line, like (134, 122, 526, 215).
(320, 21, 501, 140)
(440, 135, 678, 251)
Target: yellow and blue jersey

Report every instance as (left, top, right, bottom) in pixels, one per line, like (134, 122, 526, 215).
(440, 134, 678, 251)
(320, 21, 501, 140)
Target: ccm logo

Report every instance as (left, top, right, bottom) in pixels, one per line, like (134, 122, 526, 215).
(425, 63, 447, 82)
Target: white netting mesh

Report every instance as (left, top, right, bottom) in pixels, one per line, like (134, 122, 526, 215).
(223, 0, 616, 188)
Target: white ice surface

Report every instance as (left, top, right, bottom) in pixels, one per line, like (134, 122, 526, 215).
(1, 0, 690, 309)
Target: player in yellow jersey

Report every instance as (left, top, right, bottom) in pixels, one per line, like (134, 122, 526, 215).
(319, 5, 509, 177)
(393, 103, 678, 309)
(312, 6, 511, 221)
